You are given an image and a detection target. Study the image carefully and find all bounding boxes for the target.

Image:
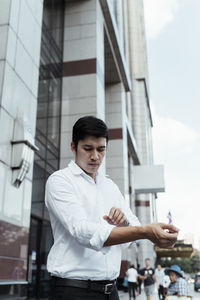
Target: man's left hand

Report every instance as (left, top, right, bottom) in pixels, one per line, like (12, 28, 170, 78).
(103, 207, 129, 227)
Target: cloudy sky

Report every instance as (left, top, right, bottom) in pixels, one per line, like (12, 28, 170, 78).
(143, 0, 200, 248)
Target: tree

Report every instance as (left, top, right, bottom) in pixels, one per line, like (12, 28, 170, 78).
(159, 258, 193, 274)
(191, 254, 200, 272)
(158, 252, 200, 274)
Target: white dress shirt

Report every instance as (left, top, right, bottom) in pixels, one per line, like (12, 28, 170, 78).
(155, 268, 165, 286)
(127, 268, 138, 282)
(45, 160, 140, 280)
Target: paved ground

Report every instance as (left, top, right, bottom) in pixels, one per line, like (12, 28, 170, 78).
(119, 287, 159, 300)
(118, 284, 200, 300)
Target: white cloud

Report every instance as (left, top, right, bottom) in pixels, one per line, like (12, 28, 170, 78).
(143, 0, 180, 39)
(152, 113, 200, 161)
(152, 110, 200, 249)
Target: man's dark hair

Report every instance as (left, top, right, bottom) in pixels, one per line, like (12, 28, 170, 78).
(72, 116, 109, 150)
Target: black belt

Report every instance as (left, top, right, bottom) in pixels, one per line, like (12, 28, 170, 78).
(51, 276, 116, 295)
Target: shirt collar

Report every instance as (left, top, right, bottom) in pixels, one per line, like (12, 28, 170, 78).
(68, 160, 84, 175)
(68, 160, 104, 183)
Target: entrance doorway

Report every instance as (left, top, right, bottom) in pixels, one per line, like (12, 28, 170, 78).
(27, 217, 53, 299)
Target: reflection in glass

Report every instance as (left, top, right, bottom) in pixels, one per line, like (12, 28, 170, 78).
(27, 219, 53, 299)
(0, 284, 27, 299)
(42, 0, 64, 51)
(39, 221, 53, 298)
(28, 0, 64, 298)
(32, 0, 63, 218)
(48, 100, 60, 117)
(27, 218, 38, 299)
(0, 222, 29, 300)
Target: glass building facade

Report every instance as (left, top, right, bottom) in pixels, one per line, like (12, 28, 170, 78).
(28, 0, 64, 298)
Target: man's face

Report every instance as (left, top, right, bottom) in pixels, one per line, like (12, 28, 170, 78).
(145, 259, 150, 268)
(71, 136, 106, 179)
(169, 271, 177, 283)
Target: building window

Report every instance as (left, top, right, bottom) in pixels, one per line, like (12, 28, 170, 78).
(28, 0, 64, 299)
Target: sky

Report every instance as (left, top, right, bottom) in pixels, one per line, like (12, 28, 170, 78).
(143, 0, 200, 249)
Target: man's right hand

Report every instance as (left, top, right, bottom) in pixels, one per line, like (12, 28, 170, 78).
(144, 223, 179, 248)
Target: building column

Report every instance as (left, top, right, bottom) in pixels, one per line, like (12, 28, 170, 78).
(0, 0, 43, 281)
(60, 0, 105, 167)
(105, 83, 129, 199)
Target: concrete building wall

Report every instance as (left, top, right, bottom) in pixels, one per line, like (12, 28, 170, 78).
(60, 0, 105, 168)
(0, 0, 43, 281)
(105, 83, 129, 197)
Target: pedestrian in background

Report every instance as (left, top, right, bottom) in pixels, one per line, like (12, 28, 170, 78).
(122, 276, 128, 293)
(155, 264, 165, 300)
(165, 265, 190, 296)
(126, 265, 138, 300)
(139, 258, 156, 300)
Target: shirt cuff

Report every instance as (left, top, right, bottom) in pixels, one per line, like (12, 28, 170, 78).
(89, 224, 115, 254)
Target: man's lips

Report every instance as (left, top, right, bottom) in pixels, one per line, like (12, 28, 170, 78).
(88, 163, 99, 167)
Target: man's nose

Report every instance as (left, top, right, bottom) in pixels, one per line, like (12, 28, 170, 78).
(91, 150, 99, 160)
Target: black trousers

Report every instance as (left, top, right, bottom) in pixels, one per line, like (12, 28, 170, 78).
(48, 285, 119, 300)
(158, 284, 164, 300)
(137, 279, 142, 295)
(128, 282, 137, 299)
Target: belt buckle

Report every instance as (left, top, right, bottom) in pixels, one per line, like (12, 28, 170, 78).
(104, 283, 113, 294)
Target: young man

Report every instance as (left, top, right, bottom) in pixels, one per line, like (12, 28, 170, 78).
(139, 258, 156, 300)
(45, 116, 179, 300)
(166, 265, 190, 296)
(155, 264, 165, 300)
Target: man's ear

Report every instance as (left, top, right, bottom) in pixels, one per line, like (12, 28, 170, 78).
(71, 142, 76, 155)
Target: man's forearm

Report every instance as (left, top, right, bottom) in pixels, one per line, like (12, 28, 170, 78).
(103, 223, 179, 248)
(104, 225, 146, 246)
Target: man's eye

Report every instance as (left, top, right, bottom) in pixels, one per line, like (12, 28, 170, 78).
(98, 148, 105, 152)
(84, 148, 91, 151)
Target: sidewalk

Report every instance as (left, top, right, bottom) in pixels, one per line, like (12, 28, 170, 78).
(119, 287, 159, 300)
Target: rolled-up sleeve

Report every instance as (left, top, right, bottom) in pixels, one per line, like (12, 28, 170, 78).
(45, 174, 114, 253)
